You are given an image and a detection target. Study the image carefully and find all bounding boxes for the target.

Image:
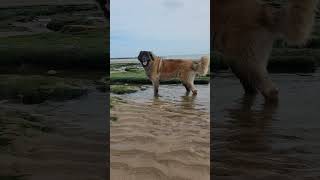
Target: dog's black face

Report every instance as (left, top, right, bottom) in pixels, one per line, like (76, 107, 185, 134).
(138, 51, 155, 67)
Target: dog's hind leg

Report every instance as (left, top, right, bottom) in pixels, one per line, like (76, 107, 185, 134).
(186, 73, 198, 95)
(230, 59, 278, 101)
(182, 83, 191, 95)
(254, 66, 279, 101)
(229, 64, 258, 94)
(182, 81, 191, 92)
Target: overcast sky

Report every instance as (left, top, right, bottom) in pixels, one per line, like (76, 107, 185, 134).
(110, 0, 210, 58)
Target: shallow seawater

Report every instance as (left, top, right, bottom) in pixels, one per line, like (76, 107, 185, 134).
(212, 69, 320, 179)
(115, 84, 210, 112)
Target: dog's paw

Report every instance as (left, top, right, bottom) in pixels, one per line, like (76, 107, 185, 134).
(262, 87, 279, 102)
(192, 90, 198, 95)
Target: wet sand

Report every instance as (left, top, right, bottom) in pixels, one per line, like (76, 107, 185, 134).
(212, 69, 320, 179)
(110, 85, 210, 180)
(0, 88, 108, 180)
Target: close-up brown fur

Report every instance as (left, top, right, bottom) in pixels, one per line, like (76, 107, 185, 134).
(213, 0, 318, 100)
(138, 51, 209, 96)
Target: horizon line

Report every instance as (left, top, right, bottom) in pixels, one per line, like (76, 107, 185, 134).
(110, 52, 210, 59)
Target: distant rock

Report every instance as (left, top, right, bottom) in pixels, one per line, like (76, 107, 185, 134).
(47, 70, 57, 75)
(60, 25, 97, 33)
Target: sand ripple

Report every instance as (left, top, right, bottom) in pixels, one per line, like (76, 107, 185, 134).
(111, 101, 210, 180)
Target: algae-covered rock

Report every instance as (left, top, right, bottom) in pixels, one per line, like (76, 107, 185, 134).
(0, 75, 88, 104)
(111, 85, 138, 94)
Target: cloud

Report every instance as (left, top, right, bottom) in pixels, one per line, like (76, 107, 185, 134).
(162, 0, 184, 9)
(110, 0, 210, 57)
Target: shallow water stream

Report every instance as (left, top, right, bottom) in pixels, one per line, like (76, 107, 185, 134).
(115, 84, 210, 112)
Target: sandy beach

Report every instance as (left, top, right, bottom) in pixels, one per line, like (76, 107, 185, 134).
(110, 97, 210, 180)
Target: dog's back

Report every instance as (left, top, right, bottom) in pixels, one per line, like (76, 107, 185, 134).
(158, 59, 193, 80)
(213, 0, 317, 55)
(158, 57, 209, 80)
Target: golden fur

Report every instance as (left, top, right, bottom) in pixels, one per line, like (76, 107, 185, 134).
(138, 51, 209, 96)
(213, 0, 318, 100)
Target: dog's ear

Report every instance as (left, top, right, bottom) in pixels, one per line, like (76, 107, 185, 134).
(138, 51, 144, 60)
(148, 51, 156, 61)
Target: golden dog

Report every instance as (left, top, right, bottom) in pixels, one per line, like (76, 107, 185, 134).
(138, 51, 209, 96)
(213, 0, 318, 101)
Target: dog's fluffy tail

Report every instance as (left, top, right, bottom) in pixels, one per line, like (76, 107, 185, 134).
(273, 0, 318, 45)
(193, 56, 210, 75)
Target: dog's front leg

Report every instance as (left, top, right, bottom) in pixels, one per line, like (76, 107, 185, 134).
(191, 85, 198, 95)
(152, 80, 160, 96)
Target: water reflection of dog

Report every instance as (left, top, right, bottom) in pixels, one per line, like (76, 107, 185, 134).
(152, 94, 197, 111)
(224, 94, 279, 152)
(180, 95, 197, 110)
(212, 94, 279, 177)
